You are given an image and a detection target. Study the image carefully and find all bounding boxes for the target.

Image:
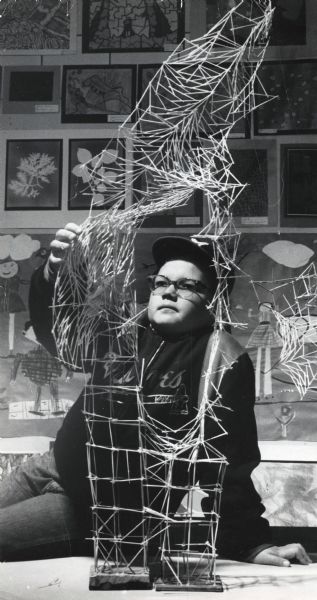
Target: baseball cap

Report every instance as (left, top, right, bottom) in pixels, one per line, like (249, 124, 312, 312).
(152, 236, 215, 268)
(151, 236, 235, 295)
(152, 236, 218, 283)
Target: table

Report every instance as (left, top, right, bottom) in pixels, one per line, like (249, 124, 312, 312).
(1, 556, 317, 600)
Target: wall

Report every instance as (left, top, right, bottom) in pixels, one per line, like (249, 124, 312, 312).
(0, 0, 317, 534)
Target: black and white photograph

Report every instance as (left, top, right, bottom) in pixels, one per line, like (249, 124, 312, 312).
(0, 1, 316, 597)
(5, 139, 62, 210)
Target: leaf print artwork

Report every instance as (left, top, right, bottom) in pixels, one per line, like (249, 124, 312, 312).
(8, 153, 57, 199)
(69, 138, 125, 210)
(5, 139, 62, 209)
(72, 147, 119, 206)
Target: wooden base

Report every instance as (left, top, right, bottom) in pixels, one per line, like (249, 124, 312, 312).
(89, 565, 151, 590)
(155, 575, 223, 592)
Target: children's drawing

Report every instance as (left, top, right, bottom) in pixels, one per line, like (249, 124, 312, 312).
(11, 323, 66, 417)
(0, 235, 40, 356)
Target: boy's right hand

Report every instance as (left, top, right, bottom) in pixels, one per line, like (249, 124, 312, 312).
(44, 223, 82, 281)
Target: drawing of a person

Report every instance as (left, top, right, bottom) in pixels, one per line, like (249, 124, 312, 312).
(247, 301, 282, 399)
(0, 259, 26, 356)
(10, 323, 65, 417)
(0, 234, 41, 355)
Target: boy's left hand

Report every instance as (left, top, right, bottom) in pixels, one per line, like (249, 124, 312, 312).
(252, 543, 312, 567)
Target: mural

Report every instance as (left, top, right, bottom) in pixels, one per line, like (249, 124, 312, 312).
(0, 233, 85, 440)
(232, 232, 317, 442)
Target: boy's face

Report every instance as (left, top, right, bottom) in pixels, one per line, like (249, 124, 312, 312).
(147, 259, 213, 337)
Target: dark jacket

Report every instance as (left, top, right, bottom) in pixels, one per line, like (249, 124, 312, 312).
(29, 264, 272, 561)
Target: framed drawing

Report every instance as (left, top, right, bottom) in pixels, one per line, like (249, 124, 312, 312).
(69, 138, 126, 210)
(254, 61, 317, 135)
(203, 0, 306, 46)
(82, 0, 185, 53)
(133, 139, 204, 228)
(0, 0, 75, 54)
(280, 144, 317, 227)
(5, 139, 62, 210)
(2, 66, 60, 115)
(252, 441, 317, 549)
(138, 64, 247, 138)
(253, 455, 317, 528)
(228, 139, 277, 226)
(61, 65, 136, 123)
(136, 186, 203, 229)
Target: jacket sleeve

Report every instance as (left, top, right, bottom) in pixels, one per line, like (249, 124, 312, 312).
(203, 351, 272, 560)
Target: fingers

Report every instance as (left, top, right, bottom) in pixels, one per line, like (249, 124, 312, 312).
(253, 544, 312, 567)
(49, 223, 82, 267)
(253, 546, 291, 567)
(276, 543, 312, 565)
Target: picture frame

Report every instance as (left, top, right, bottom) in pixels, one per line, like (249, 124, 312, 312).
(82, 0, 185, 53)
(137, 185, 204, 229)
(280, 144, 317, 226)
(61, 65, 136, 123)
(199, 1, 306, 47)
(2, 66, 60, 115)
(68, 138, 126, 210)
(253, 443, 317, 531)
(5, 139, 62, 210)
(254, 60, 317, 135)
(138, 64, 247, 138)
(133, 139, 204, 229)
(228, 139, 277, 226)
(0, 0, 76, 54)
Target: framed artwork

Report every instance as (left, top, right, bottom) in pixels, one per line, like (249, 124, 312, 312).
(61, 66, 136, 123)
(254, 61, 317, 135)
(228, 139, 277, 226)
(82, 0, 185, 53)
(138, 64, 247, 138)
(253, 458, 317, 528)
(68, 138, 126, 210)
(280, 145, 317, 227)
(138, 64, 161, 107)
(203, 0, 306, 46)
(136, 186, 203, 229)
(5, 139, 62, 210)
(133, 139, 204, 228)
(0, 0, 75, 54)
(2, 66, 60, 115)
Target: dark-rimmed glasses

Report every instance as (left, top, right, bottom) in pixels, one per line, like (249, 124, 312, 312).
(147, 274, 210, 298)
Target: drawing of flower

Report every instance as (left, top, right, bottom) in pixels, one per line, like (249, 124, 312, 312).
(8, 153, 57, 199)
(72, 147, 119, 206)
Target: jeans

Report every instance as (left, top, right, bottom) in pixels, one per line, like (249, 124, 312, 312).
(0, 449, 90, 561)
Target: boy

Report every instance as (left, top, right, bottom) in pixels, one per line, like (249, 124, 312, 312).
(0, 223, 310, 567)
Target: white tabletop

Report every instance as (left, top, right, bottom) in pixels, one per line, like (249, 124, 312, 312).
(1, 556, 317, 600)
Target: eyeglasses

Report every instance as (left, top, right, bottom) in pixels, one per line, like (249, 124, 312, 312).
(147, 274, 210, 298)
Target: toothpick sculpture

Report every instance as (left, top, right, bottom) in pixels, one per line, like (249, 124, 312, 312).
(53, 0, 273, 591)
